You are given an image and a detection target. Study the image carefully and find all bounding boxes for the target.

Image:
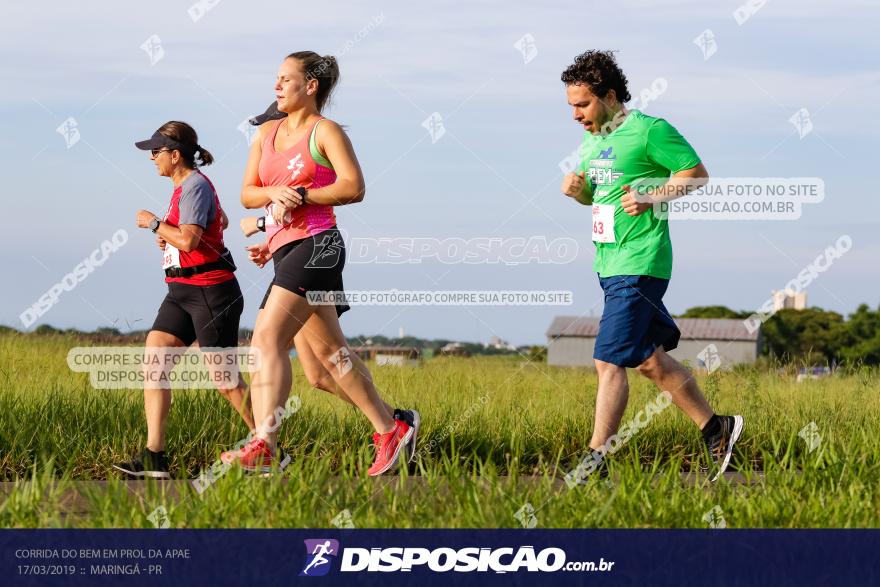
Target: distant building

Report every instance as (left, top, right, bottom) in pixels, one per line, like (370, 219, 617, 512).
(487, 335, 516, 351)
(351, 346, 421, 367)
(772, 289, 807, 311)
(546, 316, 761, 369)
(440, 342, 471, 357)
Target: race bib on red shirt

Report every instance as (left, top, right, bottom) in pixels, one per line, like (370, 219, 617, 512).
(162, 243, 181, 269)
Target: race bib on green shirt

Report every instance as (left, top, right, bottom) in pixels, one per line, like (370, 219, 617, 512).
(591, 204, 616, 243)
(578, 110, 701, 280)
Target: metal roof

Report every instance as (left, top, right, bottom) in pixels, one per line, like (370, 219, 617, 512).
(546, 316, 760, 342)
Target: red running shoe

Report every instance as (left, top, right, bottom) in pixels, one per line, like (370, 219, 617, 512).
(368, 419, 413, 477)
(220, 437, 288, 474)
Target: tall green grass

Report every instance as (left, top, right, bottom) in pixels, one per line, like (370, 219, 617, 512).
(1, 333, 878, 527)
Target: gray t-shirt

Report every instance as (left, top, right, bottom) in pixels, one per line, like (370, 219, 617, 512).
(178, 171, 216, 228)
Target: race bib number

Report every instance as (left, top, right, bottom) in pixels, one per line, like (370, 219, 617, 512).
(162, 243, 181, 269)
(591, 204, 616, 243)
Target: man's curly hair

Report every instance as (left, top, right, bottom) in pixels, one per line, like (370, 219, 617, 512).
(561, 50, 631, 103)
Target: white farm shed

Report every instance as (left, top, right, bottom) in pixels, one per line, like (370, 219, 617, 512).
(546, 316, 760, 370)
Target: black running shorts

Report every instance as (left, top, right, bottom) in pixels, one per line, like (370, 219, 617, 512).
(151, 278, 244, 347)
(259, 227, 350, 317)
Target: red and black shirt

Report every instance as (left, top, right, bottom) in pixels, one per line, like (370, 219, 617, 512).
(162, 170, 233, 286)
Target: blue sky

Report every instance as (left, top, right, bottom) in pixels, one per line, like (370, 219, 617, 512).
(1, 0, 878, 345)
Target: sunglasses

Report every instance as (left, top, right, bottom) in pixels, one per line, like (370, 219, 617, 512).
(150, 148, 172, 157)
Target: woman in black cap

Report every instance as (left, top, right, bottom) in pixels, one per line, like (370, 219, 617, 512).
(113, 121, 254, 479)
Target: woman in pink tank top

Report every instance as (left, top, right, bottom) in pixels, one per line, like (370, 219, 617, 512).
(223, 52, 420, 476)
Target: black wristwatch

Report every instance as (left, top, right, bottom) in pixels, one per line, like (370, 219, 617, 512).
(149, 218, 161, 233)
(295, 186, 308, 204)
(256, 216, 266, 232)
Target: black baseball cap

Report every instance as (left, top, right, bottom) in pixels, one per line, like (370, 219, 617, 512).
(249, 102, 288, 126)
(134, 130, 192, 153)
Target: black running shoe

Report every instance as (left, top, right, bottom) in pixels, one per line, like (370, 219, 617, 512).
(393, 409, 421, 463)
(113, 449, 170, 479)
(275, 449, 292, 473)
(704, 415, 744, 482)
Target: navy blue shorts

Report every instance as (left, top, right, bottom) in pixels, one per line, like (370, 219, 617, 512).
(593, 274, 680, 368)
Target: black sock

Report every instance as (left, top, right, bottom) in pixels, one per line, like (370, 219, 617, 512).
(145, 448, 165, 456)
(701, 414, 721, 440)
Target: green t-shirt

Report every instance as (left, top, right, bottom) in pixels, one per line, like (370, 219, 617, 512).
(578, 109, 700, 280)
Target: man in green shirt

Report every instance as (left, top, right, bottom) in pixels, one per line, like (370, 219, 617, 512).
(559, 50, 743, 482)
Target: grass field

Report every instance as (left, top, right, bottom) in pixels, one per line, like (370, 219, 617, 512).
(1, 333, 878, 528)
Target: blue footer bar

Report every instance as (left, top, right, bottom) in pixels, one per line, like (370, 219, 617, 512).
(3, 529, 878, 586)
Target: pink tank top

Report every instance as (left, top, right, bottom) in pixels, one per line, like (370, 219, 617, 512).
(258, 117, 337, 253)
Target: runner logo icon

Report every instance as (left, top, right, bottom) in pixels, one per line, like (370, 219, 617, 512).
(300, 539, 340, 577)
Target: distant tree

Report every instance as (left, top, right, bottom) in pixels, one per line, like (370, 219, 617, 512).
(760, 308, 849, 364)
(94, 327, 122, 336)
(840, 304, 880, 365)
(677, 305, 751, 319)
(33, 324, 61, 335)
(526, 345, 547, 362)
